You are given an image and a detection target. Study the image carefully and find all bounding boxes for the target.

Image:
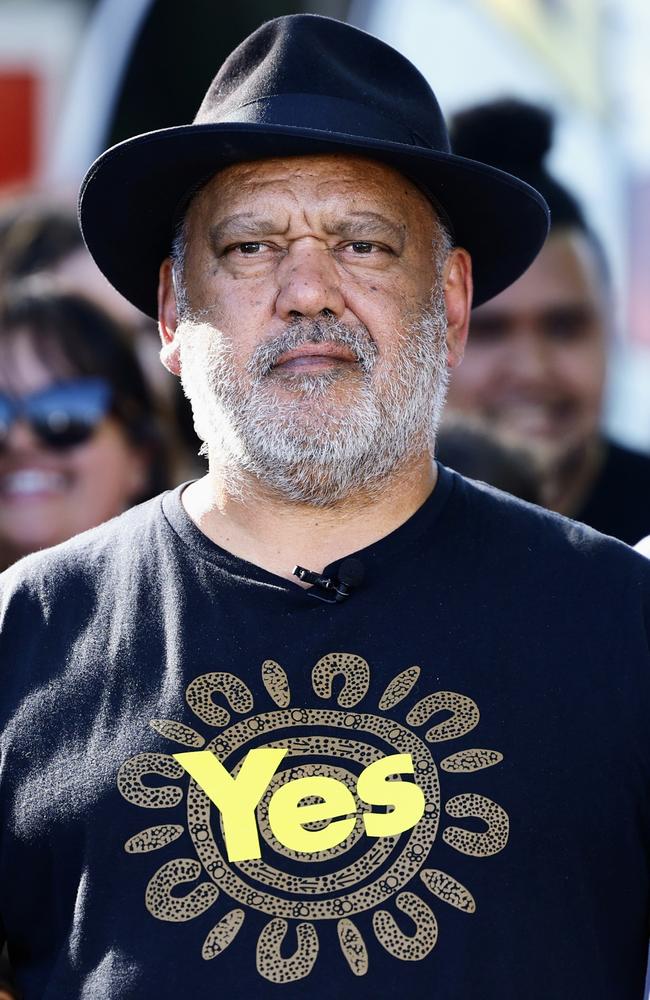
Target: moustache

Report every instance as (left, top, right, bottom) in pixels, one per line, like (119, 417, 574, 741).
(246, 318, 379, 379)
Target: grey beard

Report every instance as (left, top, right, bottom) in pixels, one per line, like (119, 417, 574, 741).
(178, 295, 449, 507)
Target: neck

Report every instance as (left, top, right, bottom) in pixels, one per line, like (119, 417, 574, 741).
(181, 451, 437, 582)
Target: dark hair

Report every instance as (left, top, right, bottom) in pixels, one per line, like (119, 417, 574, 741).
(0, 283, 170, 500)
(450, 98, 608, 278)
(0, 199, 84, 283)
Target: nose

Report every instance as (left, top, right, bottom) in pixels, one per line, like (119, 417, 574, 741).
(0, 418, 42, 454)
(275, 241, 346, 321)
(504, 329, 553, 386)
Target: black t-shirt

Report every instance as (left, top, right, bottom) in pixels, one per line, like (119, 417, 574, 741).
(1, 465, 650, 1000)
(575, 439, 650, 545)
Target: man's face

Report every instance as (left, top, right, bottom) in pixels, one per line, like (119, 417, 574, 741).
(160, 154, 470, 504)
(445, 229, 608, 468)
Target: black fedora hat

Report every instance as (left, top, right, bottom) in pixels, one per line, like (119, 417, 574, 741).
(79, 14, 549, 320)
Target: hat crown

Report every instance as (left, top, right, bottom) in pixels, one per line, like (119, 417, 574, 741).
(194, 14, 450, 153)
(79, 13, 549, 320)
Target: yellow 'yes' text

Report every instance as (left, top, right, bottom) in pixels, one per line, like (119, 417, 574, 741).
(173, 749, 425, 862)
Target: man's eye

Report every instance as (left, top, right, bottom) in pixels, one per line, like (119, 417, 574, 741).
(349, 242, 375, 254)
(236, 242, 263, 255)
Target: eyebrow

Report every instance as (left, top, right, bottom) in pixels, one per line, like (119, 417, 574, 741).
(322, 212, 406, 248)
(208, 214, 287, 248)
(208, 211, 406, 249)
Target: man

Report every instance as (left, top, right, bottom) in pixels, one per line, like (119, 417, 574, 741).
(446, 98, 650, 544)
(1, 15, 649, 1000)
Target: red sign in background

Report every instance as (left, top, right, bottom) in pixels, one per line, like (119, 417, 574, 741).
(0, 70, 37, 189)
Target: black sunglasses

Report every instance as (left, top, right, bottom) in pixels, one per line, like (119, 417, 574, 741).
(0, 378, 112, 450)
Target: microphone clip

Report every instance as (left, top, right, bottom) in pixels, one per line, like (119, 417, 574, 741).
(293, 558, 364, 604)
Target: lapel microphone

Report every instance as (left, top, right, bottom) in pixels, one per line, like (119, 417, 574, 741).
(293, 557, 365, 604)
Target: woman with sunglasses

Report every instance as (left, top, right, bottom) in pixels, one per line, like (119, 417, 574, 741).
(0, 283, 170, 571)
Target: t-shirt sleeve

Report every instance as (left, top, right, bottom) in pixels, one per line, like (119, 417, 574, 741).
(0, 557, 51, 685)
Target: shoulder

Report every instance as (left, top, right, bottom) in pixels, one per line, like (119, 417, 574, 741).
(447, 467, 650, 585)
(0, 492, 182, 711)
(0, 492, 169, 621)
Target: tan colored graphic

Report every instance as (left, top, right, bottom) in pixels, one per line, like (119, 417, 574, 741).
(406, 691, 480, 742)
(186, 672, 253, 727)
(256, 918, 319, 983)
(261, 660, 291, 708)
(372, 891, 438, 961)
(440, 749, 503, 773)
(311, 652, 370, 707)
(149, 719, 206, 748)
(337, 917, 369, 976)
(117, 752, 184, 808)
(378, 665, 420, 710)
(124, 824, 184, 854)
(443, 794, 510, 857)
(202, 908, 245, 960)
(419, 869, 476, 914)
(118, 654, 508, 982)
(145, 857, 219, 921)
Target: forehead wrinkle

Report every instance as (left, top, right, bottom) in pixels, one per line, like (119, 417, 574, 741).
(192, 160, 441, 259)
(214, 172, 304, 206)
(208, 213, 291, 246)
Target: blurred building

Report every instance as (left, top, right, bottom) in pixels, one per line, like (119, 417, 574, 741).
(0, 0, 85, 192)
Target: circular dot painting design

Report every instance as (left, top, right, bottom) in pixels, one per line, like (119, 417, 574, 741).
(117, 654, 509, 982)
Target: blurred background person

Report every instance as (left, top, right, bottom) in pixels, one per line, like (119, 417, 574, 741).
(0, 194, 203, 480)
(445, 98, 650, 544)
(0, 283, 170, 570)
(0, 198, 83, 284)
(435, 417, 543, 505)
(0, 194, 164, 366)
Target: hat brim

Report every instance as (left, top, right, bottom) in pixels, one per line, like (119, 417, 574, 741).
(79, 122, 550, 319)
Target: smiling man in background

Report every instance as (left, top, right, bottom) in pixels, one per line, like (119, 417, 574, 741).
(447, 98, 650, 544)
(1, 15, 650, 1000)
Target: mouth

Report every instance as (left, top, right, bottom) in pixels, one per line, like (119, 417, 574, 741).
(487, 400, 576, 438)
(271, 342, 359, 373)
(0, 468, 70, 501)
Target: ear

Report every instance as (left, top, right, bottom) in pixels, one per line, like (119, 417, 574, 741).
(443, 247, 473, 369)
(158, 257, 181, 376)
